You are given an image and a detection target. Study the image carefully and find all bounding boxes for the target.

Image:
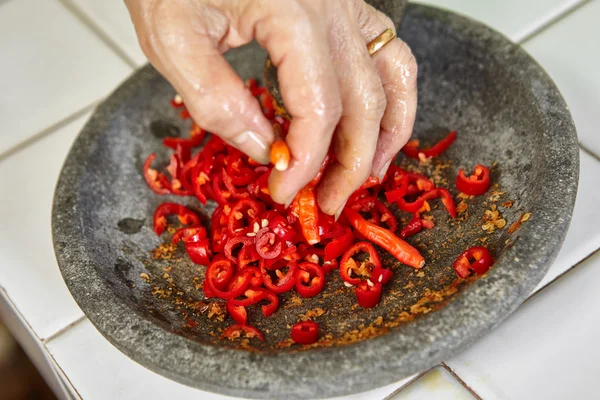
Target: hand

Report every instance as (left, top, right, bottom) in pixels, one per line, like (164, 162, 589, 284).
(125, 0, 417, 216)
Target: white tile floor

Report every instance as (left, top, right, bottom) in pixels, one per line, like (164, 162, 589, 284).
(1, 0, 599, 399)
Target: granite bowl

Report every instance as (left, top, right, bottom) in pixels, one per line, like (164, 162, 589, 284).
(52, 4, 578, 399)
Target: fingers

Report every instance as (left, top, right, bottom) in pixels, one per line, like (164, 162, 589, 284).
(316, 7, 387, 216)
(124, 0, 273, 163)
(247, 2, 342, 205)
(358, 4, 418, 180)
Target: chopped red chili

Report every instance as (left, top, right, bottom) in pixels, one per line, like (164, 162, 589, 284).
(401, 130, 457, 159)
(453, 246, 494, 278)
(222, 324, 264, 341)
(295, 262, 325, 298)
(355, 281, 382, 308)
(456, 164, 491, 196)
(153, 202, 199, 236)
(290, 321, 319, 345)
(339, 242, 381, 285)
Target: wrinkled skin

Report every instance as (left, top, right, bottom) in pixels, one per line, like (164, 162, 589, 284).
(125, 0, 417, 217)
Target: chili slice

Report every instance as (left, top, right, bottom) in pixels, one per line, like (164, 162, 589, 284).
(456, 164, 491, 196)
(453, 246, 494, 278)
(355, 281, 382, 308)
(222, 324, 264, 341)
(401, 130, 457, 159)
(295, 262, 325, 298)
(290, 321, 319, 345)
(153, 202, 199, 236)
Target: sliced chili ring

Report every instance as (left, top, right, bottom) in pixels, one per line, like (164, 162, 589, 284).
(153, 202, 199, 236)
(260, 259, 297, 294)
(227, 198, 260, 235)
(339, 242, 382, 285)
(172, 226, 206, 244)
(143, 153, 171, 195)
(291, 321, 319, 345)
(295, 262, 325, 298)
(224, 235, 255, 263)
(222, 324, 264, 341)
(255, 228, 282, 260)
(184, 238, 212, 265)
(355, 281, 382, 308)
(456, 164, 491, 196)
(324, 226, 354, 261)
(226, 301, 247, 325)
(453, 246, 494, 278)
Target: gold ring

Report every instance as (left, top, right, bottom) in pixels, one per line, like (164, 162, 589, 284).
(367, 28, 396, 56)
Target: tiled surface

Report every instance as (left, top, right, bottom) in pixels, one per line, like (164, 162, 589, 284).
(534, 150, 600, 291)
(414, 0, 583, 41)
(446, 251, 600, 399)
(0, 114, 88, 340)
(2, 0, 600, 399)
(391, 367, 475, 400)
(524, 0, 600, 156)
(0, 289, 73, 400)
(46, 319, 413, 400)
(64, 0, 147, 66)
(0, 0, 131, 156)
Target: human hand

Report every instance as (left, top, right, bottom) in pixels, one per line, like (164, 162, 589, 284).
(125, 0, 417, 216)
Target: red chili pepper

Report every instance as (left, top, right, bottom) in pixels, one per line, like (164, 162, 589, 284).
(343, 209, 425, 269)
(456, 164, 491, 196)
(231, 287, 279, 317)
(237, 245, 260, 270)
(212, 171, 232, 205)
(371, 265, 393, 285)
(400, 214, 423, 239)
(227, 199, 260, 235)
(453, 246, 494, 278)
(295, 262, 325, 298)
(206, 261, 251, 299)
(163, 124, 206, 149)
(294, 186, 320, 245)
(355, 281, 382, 308)
(211, 205, 230, 253)
(226, 301, 247, 325)
(397, 188, 456, 219)
(260, 259, 297, 294)
(324, 226, 354, 261)
(262, 211, 296, 242)
(231, 288, 267, 307)
(401, 130, 457, 159)
(262, 245, 299, 269)
(143, 153, 171, 195)
(255, 228, 283, 260)
(184, 238, 212, 265)
(339, 242, 381, 285)
(153, 203, 200, 236)
(244, 266, 263, 287)
(224, 235, 255, 264)
(222, 324, 264, 341)
(290, 321, 319, 345)
(205, 259, 235, 291)
(222, 168, 250, 199)
(172, 226, 206, 244)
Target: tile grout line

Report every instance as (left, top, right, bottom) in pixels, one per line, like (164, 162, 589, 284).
(517, 0, 592, 44)
(525, 247, 600, 303)
(441, 363, 483, 400)
(45, 351, 84, 400)
(381, 368, 432, 400)
(0, 102, 99, 163)
(580, 143, 600, 164)
(43, 315, 87, 344)
(57, 0, 139, 69)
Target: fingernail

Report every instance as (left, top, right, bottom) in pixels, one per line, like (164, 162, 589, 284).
(334, 199, 349, 221)
(378, 159, 393, 182)
(232, 130, 270, 164)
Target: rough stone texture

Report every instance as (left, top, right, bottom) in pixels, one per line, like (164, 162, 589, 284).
(52, 4, 578, 399)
